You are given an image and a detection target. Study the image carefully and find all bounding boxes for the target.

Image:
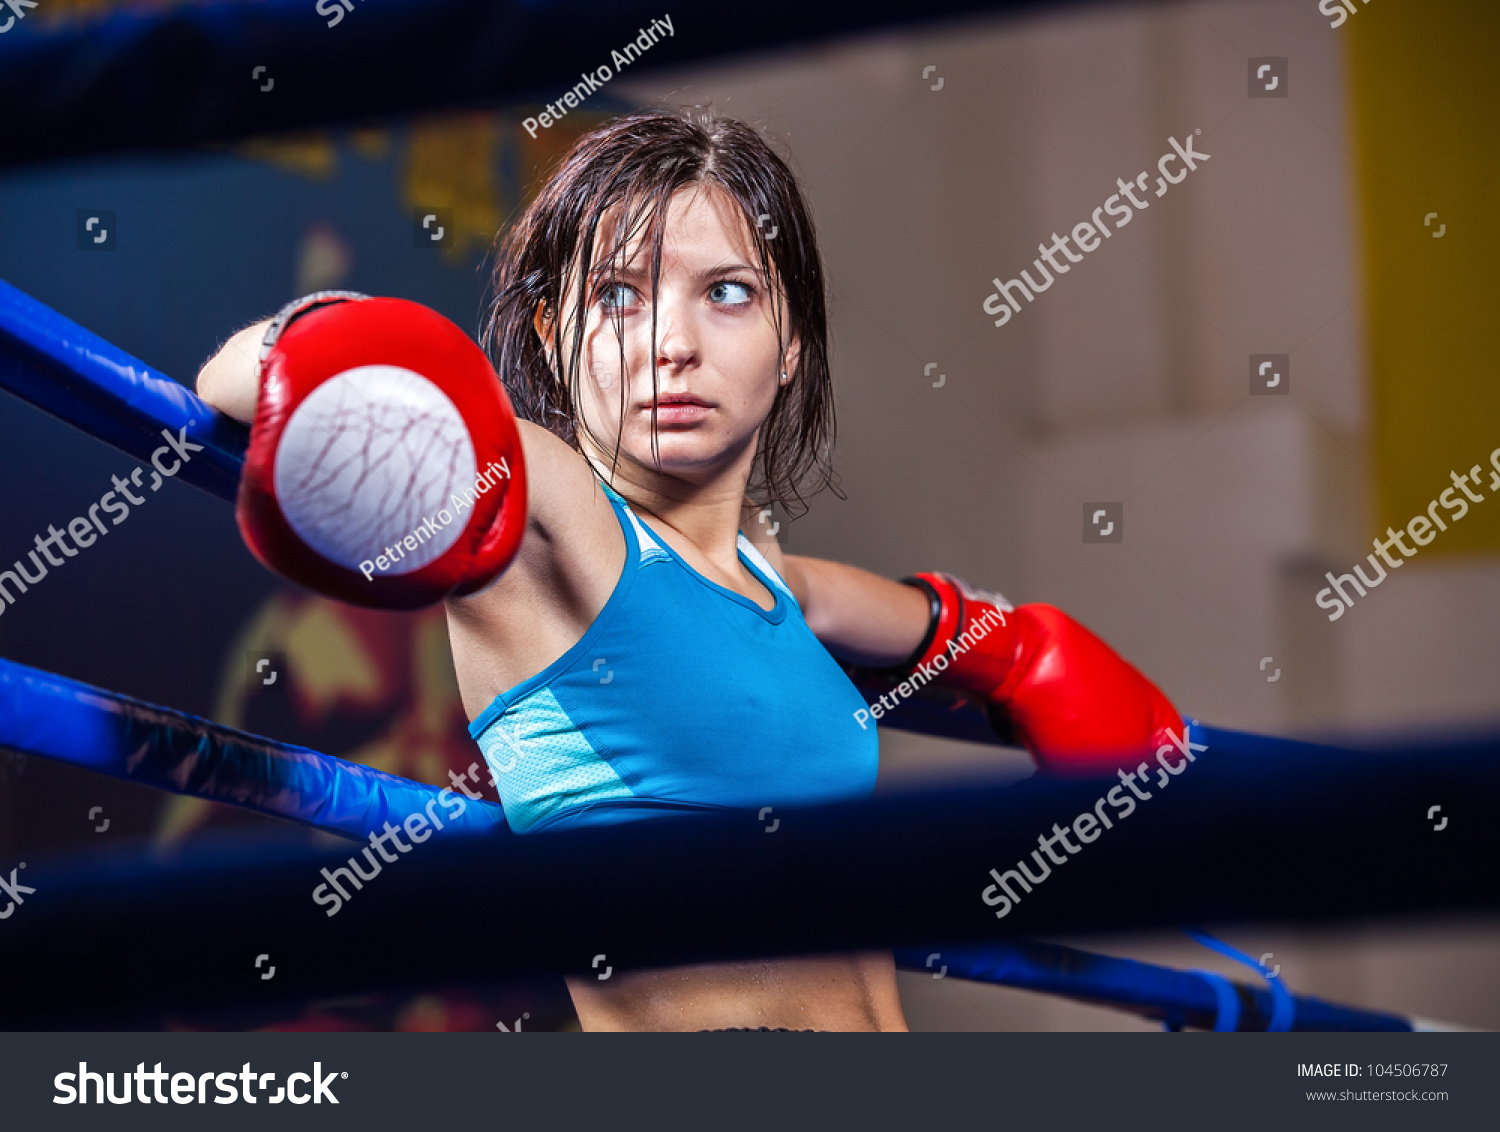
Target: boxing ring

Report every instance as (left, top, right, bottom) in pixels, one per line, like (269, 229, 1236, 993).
(1, 278, 1497, 1031)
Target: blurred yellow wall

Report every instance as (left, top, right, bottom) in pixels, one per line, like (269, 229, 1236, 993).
(1349, 0, 1500, 552)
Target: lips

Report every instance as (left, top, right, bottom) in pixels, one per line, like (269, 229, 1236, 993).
(647, 394, 712, 409)
(642, 394, 714, 425)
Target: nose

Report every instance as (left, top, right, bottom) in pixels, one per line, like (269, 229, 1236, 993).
(650, 295, 698, 376)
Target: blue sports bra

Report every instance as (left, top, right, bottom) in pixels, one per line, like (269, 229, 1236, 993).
(468, 479, 879, 833)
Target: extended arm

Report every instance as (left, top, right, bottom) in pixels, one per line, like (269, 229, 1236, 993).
(732, 512, 928, 666)
(781, 554, 931, 668)
(746, 531, 1184, 774)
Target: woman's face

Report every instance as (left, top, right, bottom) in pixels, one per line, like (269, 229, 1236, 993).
(542, 183, 799, 491)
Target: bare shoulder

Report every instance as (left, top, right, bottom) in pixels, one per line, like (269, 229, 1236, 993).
(515, 419, 610, 531)
(485, 418, 623, 593)
(443, 419, 625, 718)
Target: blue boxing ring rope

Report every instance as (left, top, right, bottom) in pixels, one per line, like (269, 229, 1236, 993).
(0, 278, 246, 504)
(0, 655, 505, 840)
(1, 277, 1495, 1031)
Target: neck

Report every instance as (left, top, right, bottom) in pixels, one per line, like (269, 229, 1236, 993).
(581, 440, 757, 566)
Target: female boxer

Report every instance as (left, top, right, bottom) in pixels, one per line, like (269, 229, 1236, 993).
(198, 110, 1181, 1032)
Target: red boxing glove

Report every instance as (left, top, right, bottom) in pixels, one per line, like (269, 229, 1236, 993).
(237, 293, 527, 610)
(895, 572, 1185, 774)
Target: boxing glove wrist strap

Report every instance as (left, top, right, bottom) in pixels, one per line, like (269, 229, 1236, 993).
(885, 575, 944, 674)
(884, 573, 1018, 700)
(259, 290, 371, 362)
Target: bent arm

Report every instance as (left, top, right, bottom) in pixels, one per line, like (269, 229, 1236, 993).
(755, 538, 1184, 773)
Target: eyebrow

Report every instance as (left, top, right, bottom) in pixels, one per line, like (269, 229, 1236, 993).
(590, 261, 768, 282)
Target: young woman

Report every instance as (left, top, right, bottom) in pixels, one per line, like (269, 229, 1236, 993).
(199, 110, 1181, 1032)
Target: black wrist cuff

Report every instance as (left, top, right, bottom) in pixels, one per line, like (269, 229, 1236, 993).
(260, 290, 370, 362)
(880, 575, 943, 676)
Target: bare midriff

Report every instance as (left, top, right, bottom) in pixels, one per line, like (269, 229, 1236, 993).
(565, 950, 909, 1032)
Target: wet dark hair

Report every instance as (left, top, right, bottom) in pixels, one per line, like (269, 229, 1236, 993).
(480, 109, 839, 518)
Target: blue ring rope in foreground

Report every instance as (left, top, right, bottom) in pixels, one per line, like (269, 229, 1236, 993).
(0, 278, 246, 503)
(1, 653, 1452, 1031)
(890, 943, 1413, 1032)
(2, 713, 1495, 1025)
(0, 655, 505, 840)
(1, 653, 1423, 1032)
(1185, 928, 1295, 1032)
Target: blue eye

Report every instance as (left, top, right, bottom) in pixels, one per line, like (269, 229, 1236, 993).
(709, 280, 754, 306)
(598, 282, 636, 309)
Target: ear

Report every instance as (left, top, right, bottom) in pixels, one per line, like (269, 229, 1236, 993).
(532, 300, 552, 354)
(531, 301, 561, 371)
(782, 328, 802, 386)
